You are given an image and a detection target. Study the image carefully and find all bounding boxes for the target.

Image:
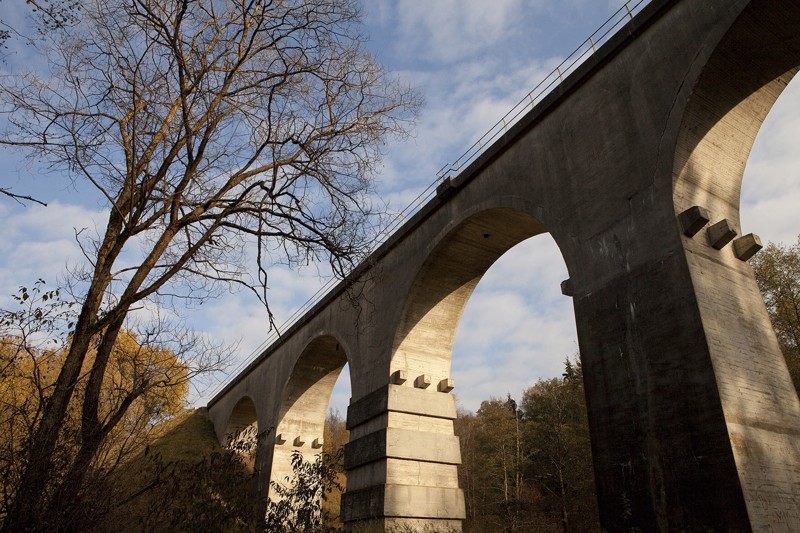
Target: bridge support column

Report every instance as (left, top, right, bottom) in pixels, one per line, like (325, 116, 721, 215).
(575, 231, 800, 532)
(342, 383, 465, 531)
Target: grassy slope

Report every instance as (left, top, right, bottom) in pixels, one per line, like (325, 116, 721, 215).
(97, 408, 257, 533)
(145, 407, 222, 462)
(97, 409, 350, 532)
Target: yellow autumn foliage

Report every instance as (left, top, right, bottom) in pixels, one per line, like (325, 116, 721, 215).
(0, 330, 188, 498)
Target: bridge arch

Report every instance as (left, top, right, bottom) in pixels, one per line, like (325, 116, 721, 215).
(666, 0, 800, 528)
(673, 0, 800, 226)
(346, 203, 574, 529)
(211, 2, 800, 530)
(270, 333, 350, 497)
(391, 204, 565, 383)
(222, 395, 260, 471)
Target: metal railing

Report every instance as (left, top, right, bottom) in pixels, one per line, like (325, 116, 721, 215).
(205, 0, 650, 402)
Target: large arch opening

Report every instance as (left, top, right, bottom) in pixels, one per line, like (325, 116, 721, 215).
(451, 235, 579, 409)
(385, 206, 591, 529)
(450, 230, 594, 530)
(392, 208, 549, 383)
(270, 335, 349, 511)
(741, 72, 800, 394)
(223, 395, 259, 471)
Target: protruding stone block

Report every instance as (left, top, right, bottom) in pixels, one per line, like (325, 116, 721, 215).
(342, 484, 466, 522)
(312, 438, 324, 449)
(707, 219, 737, 249)
(293, 436, 305, 447)
(383, 485, 466, 519)
(347, 384, 457, 430)
(342, 485, 385, 523)
(560, 279, 573, 296)
(414, 374, 431, 389)
(679, 205, 711, 237)
(437, 378, 455, 393)
(390, 369, 407, 385)
(435, 176, 457, 200)
(344, 428, 462, 470)
(275, 433, 286, 445)
(733, 233, 763, 261)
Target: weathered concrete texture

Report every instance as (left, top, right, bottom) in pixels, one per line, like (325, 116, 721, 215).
(207, 0, 800, 530)
(671, 1, 800, 529)
(344, 485, 465, 521)
(343, 384, 465, 528)
(347, 384, 458, 431)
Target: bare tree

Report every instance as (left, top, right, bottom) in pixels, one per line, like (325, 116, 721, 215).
(0, 0, 420, 529)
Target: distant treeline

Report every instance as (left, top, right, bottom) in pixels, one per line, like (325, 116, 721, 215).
(455, 357, 599, 533)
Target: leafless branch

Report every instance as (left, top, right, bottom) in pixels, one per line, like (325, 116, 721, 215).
(0, 187, 47, 207)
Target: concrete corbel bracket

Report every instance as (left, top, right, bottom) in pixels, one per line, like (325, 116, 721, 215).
(312, 438, 324, 449)
(437, 378, 455, 393)
(678, 205, 711, 237)
(390, 369, 407, 385)
(414, 374, 431, 389)
(275, 433, 286, 445)
(733, 233, 762, 261)
(560, 279, 573, 297)
(706, 219, 737, 249)
(293, 436, 305, 447)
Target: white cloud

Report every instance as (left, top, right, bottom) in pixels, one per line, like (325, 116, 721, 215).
(0, 201, 106, 304)
(376, 57, 560, 199)
(741, 79, 800, 246)
(388, 0, 526, 65)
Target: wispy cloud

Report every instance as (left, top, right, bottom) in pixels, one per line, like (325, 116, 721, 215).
(0, 201, 106, 303)
(388, 0, 525, 65)
(741, 80, 800, 246)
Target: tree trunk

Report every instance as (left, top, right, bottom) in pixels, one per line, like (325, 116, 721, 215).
(2, 324, 98, 532)
(558, 448, 569, 533)
(1, 212, 124, 532)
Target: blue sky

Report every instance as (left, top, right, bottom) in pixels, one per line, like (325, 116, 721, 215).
(2, 0, 799, 415)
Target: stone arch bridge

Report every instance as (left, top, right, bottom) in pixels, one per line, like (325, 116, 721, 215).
(207, 0, 800, 530)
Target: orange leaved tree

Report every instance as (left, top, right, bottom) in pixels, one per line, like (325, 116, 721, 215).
(0, 283, 190, 528)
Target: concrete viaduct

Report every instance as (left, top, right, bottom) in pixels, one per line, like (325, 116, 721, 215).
(207, 0, 800, 530)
